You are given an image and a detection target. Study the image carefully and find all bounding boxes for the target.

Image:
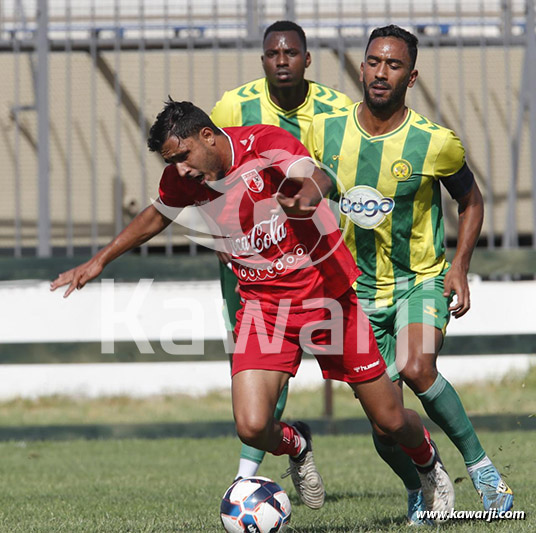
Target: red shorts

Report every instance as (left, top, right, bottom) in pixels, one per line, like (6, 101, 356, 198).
(232, 288, 386, 383)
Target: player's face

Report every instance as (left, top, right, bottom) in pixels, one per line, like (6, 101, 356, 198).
(360, 37, 418, 111)
(262, 31, 311, 89)
(161, 129, 225, 186)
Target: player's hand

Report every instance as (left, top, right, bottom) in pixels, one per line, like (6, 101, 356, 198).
(50, 259, 104, 298)
(443, 265, 470, 318)
(273, 192, 316, 217)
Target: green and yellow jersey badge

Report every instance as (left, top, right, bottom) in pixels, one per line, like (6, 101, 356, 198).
(391, 159, 412, 181)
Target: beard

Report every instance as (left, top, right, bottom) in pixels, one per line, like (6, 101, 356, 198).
(363, 79, 408, 112)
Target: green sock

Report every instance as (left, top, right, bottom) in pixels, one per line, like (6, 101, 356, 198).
(372, 431, 421, 491)
(418, 373, 485, 466)
(240, 382, 289, 463)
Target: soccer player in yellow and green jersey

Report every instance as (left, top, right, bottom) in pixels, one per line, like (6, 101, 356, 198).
(307, 24, 513, 523)
(308, 101, 462, 307)
(210, 20, 352, 504)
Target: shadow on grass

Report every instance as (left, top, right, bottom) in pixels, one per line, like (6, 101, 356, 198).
(287, 488, 399, 507)
(286, 510, 408, 532)
(0, 413, 533, 442)
(288, 521, 406, 532)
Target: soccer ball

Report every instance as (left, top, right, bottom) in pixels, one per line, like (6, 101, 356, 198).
(220, 476, 291, 533)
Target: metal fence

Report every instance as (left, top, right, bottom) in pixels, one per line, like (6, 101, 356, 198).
(0, 0, 535, 257)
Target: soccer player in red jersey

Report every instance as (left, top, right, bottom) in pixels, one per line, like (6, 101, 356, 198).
(51, 99, 455, 517)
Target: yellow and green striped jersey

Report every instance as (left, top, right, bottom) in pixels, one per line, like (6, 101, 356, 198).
(307, 103, 467, 306)
(210, 77, 353, 143)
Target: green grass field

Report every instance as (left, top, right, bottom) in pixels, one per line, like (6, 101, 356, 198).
(0, 433, 532, 532)
(0, 368, 534, 532)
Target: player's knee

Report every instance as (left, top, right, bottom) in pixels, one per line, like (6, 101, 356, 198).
(372, 429, 397, 447)
(235, 414, 269, 446)
(373, 410, 407, 438)
(399, 358, 437, 392)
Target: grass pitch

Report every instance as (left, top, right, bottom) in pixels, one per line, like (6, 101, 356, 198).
(0, 432, 532, 532)
(0, 368, 533, 532)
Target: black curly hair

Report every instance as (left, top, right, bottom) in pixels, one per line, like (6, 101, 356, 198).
(147, 98, 221, 153)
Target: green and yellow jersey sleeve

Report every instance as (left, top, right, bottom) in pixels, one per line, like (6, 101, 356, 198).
(434, 129, 466, 179)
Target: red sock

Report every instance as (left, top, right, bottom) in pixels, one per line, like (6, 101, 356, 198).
(399, 426, 434, 467)
(272, 422, 302, 457)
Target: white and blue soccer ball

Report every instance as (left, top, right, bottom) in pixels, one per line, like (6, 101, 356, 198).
(220, 476, 291, 533)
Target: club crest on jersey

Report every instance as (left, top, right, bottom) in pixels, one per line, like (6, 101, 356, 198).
(391, 159, 412, 181)
(241, 169, 264, 193)
(339, 185, 395, 229)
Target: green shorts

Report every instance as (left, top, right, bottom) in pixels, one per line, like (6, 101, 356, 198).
(357, 273, 451, 381)
(219, 261, 242, 331)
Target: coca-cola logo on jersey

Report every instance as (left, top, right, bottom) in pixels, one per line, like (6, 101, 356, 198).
(237, 245, 308, 282)
(228, 214, 287, 256)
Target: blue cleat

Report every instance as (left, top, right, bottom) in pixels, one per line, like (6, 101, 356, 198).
(470, 464, 513, 512)
(407, 489, 433, 526)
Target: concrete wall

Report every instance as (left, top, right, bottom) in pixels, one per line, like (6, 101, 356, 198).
(5, 278, 536, 343)
(0, 46, 533, 249)
(0, 278, 534, 399)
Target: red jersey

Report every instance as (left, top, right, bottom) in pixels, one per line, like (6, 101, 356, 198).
(158, 124, 359, 307)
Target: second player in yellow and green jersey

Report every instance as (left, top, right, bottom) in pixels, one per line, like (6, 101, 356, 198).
(209, 20, 352, 495)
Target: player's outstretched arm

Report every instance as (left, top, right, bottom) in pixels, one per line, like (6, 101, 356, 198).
(443, 182, 484, 318)
(275, 162, 332, 216)
(50, 202, 172, 298)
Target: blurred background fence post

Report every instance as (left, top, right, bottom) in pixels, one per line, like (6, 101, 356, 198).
(36, 0, 50, 257)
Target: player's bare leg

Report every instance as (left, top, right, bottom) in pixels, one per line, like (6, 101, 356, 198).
(232, 369, 290, 451)
(232, 369, 325, 509)
(397, 323, 513, 512)
(363, 379, 429, 524)
(351, 373, 424, 447)
(351, 373, 455, 517)
(225, 306, 290, 480)
(395, 323, 441, 391)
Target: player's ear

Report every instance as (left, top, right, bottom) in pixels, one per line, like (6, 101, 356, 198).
(359, 62, 365, 82)
(200, 127, 216, 145)
(408, 69, 418, 88)
(305, 51, 311, 68)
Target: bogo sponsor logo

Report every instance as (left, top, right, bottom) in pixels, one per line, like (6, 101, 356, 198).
(339, 185, 394, 229)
